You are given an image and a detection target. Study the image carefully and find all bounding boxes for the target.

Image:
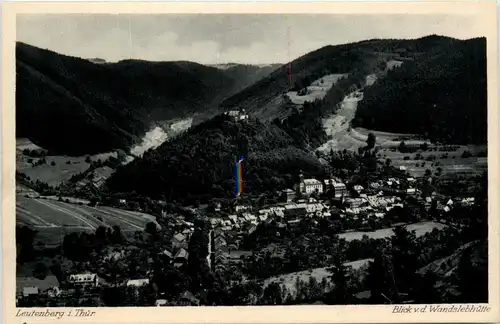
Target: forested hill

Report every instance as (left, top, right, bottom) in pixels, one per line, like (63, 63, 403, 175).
(353, 37, 487, 144)
(216, 63, 283, 93)
(106, 115, 325, 204)
(16, 42, 238, 155)
(220, 35, 461, 121)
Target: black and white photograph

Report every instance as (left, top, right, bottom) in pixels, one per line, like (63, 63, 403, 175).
(8, 6, 495, 313)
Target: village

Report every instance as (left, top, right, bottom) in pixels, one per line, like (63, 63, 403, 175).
(16, 161, 478, 307)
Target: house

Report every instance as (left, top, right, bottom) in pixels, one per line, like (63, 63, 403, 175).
(407, 177, 416, 183)
(126, 278, 150, 287)
(23, 286, 39, 298)
(345, 198, 368, 208)
(225, 109, 248, 122)
(174, 248, 189, 263)
(353, 185, 364, 194)
(461, 197, 475, 206)
(47, 286, 62, 298)
(209, 218, 222, 226)
(447, 199, 454, 206)
(172, 233, 188, 250)
(284, 203, 307, 217)
(214, 235, 227, 247)
(155, 299, 168, 306)
(283, 188, 296, 202)
(406, 188, 416, 195)
(214, 202, 222, 212)
(399, 166, 407, 171)
(159, 249, 173, 260)
(178, 291, 200, 306)
(235, 205, 251, 212)
(228, 215, 238, 224)
(324, 179, 347, 198)
(67, 273, 100, 287)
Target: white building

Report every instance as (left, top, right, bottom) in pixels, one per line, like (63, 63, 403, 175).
(126, 278, 150, 287)
(67, 273, 100, 287)
(299, 178, 323, 194)
(406, 188, 416, 195)
(155, 299, 168, 306)
(23, 286, 39, 298)
(325, 179, 347, 198)
(226, 110, 249, 121)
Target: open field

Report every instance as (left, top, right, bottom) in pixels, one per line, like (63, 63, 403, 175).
(337, 221, 448, 242)
(379, 146, 487, 178)
(16, 138, 117, 187)
(263, 258, 372, 296)
(286, 74, 348, 105)
(16, 195, 160, 246)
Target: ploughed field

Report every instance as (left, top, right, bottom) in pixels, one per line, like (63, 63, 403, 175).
(16, 195, 159, 246)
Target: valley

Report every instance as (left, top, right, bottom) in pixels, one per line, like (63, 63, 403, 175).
(14, 35, 488, 307)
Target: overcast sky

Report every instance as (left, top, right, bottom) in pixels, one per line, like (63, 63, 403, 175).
(17, 14, 485, 64)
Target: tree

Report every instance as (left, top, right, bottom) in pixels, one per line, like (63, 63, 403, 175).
(145, 222, 158, 236)
(50, 161, 56, 166)
(32, 262, 48, 280)
(385, 158, 392, 167)
(456, 242, 488, 303)
(391, 226, 419, 297)
(398, 141, 407, 153)
(85, 156, 92, 163)
(110, 225, 124, 244)
(425, 169, 432, 177)
(366, 250, 397, 304)
(16, 226, 38, 263)
(366, 133, 376, 150)
(327, 254, 354, 304)
(413, 271, 441, 303)
(262, 282, 283, 305)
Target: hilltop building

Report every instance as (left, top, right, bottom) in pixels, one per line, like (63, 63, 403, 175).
(225, 109, 249, 121)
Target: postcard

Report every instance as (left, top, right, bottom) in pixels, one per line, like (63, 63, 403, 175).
(2, 1, 499, 323)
